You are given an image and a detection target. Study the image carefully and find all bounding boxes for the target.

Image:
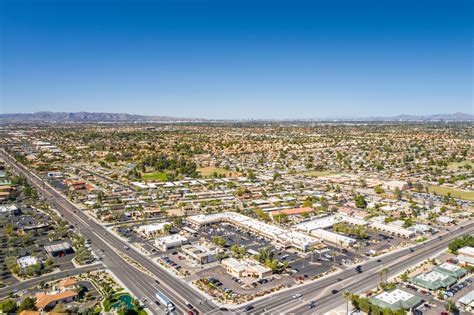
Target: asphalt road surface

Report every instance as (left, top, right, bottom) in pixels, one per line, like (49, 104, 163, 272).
(227, 222, 474, 315)
(2, 149, 472, 315)
(0, 150, 216, 315)
(0, 264, 104, 297)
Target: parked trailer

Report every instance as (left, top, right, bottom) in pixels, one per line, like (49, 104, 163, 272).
(155, 290, 175, 312)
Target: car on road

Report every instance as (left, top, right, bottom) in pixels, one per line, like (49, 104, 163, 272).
(155, 279, 160, 284)
(355, 265, 363, 273)
(331, 289, 339, 294)
(244, 305, 254, 311)
(124, 245, 129, 250)
(292, 293, 302, 299)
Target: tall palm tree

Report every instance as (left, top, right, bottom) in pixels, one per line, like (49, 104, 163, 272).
(382, 267, 389, 283)
(332, 252, 337, 267)
(378, 270, 384, 284)
(343, 291, 351, 314)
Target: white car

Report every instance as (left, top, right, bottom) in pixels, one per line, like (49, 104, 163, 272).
(292, 293, 302, 299)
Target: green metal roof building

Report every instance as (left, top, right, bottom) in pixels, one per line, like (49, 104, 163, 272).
(434, 262, 467, 278)
(410, 263, 467, 290)
(369, 289, 423, 311)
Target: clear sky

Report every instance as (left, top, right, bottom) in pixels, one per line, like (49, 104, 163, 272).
(1, 0, 472, 119)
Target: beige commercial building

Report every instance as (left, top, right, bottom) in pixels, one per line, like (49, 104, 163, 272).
(222, 258, 272, 279)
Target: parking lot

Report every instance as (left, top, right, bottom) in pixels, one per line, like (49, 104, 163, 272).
(182, 222, 360, 296)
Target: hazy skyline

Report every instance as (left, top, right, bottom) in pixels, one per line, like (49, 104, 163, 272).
(1, 0, 472, 119)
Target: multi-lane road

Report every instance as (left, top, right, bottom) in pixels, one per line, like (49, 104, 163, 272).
(1, 148, 472, 315)
(0, 264, 104, 297)
(228, 221, 474, 314)
(0, 150, 216, 315)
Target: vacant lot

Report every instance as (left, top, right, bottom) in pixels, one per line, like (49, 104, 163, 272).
(197, 167, 240, 178)
(428, 185, 474, 201)
(142, 171, 168, 181)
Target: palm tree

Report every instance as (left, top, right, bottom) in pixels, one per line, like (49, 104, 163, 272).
(445, 299, 458, 314)
(382, 267, 389, 283)
(378, 270, 385, 284)
(343, 291, 351, 314)
(332, 252, 337, 267)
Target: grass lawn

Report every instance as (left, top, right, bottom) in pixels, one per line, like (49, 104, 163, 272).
(197, 167, 240, 178)
(298, 170, 339, 177)
(428, 185, 474, 201)
(142, 171, 168, 181)
(447, 161, 474, 170)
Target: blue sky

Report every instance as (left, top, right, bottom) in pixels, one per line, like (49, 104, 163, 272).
(1, 0, 472, 119)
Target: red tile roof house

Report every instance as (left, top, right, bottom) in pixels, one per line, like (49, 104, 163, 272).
(35, 278, 78, 311)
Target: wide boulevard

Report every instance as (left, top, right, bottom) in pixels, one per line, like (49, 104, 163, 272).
(1, 148, 472, 315)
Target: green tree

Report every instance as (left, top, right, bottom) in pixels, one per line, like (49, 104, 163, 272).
(445, 299, 458, 314)
(18, 297, 37, 311)
(320, 197, 329, 211)
(354, 195, 367, 209)
(374, 185, 385, 194)
(394, 187, 403, 200)
(212, 236, 226, 247)
(172, 217, 183, 227)
(163, 224, 172, 235)
(0, 298, 18, 314)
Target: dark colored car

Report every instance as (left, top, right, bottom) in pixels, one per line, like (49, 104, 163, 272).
(244, 305, 254, 311)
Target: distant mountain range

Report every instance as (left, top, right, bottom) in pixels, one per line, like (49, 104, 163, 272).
(0, 111, 472, 123)
(0, 111, 208, 122)
(366, 112, 474, 122)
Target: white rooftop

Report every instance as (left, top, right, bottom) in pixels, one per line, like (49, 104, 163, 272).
(437, 216, 454, 223)
(188, 212, 319, 249)
(17, 256, 39, 268)
(458, 246, 474, 256)
(374, 289, 414, 305)
(295, 215, 349, 232)
(416, 271, 449, 283)
(438, 262, 461, 272)
(156, 234, 188, 244)
(136, 222, 170, 234)
(0, 205, 18, 213)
